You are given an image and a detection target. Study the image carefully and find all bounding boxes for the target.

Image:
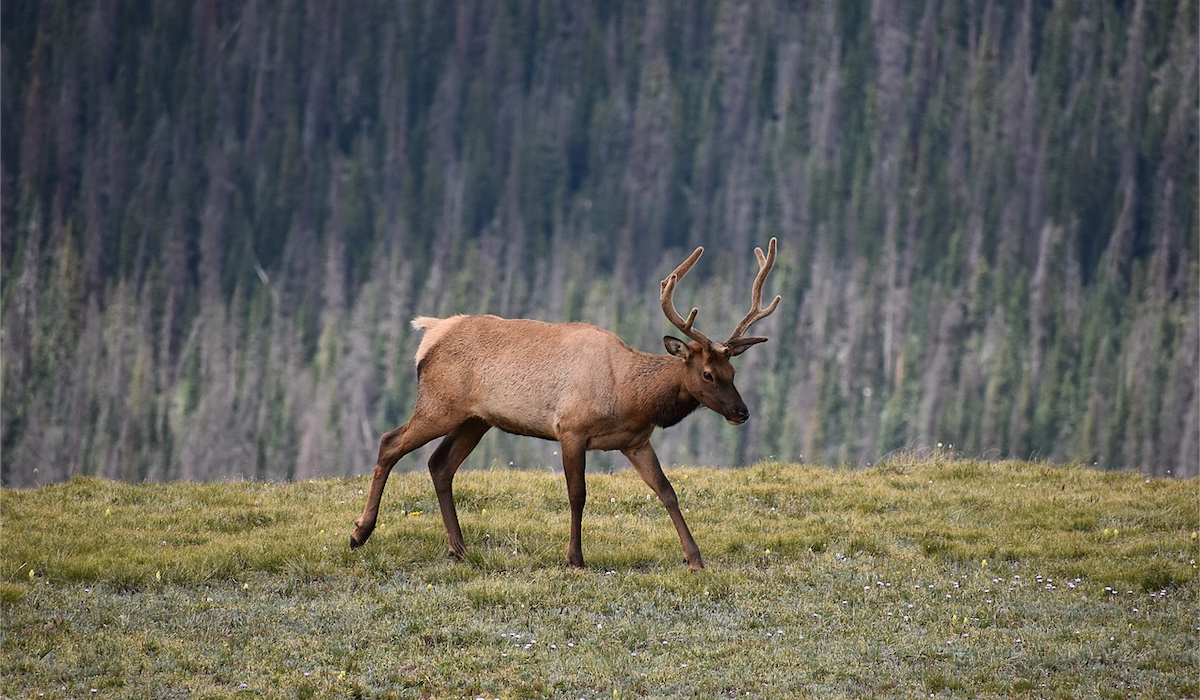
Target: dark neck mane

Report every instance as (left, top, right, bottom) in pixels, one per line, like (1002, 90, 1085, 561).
(628, 352, 700, 428)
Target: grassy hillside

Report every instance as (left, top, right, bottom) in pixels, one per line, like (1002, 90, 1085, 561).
(2, 459, 1197, 698)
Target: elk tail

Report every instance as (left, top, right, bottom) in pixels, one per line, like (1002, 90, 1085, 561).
(411, 316, 441, 331)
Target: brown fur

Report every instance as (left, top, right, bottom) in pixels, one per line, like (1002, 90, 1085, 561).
(350, 241, 781, 571)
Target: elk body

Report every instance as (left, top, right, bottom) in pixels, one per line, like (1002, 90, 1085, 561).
(350, 240, 781, 570)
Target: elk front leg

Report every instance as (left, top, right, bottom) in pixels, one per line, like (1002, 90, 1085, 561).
(427, 418, 490, 559)
(560, 437, 588, 569)
(621, 441, 704, 571)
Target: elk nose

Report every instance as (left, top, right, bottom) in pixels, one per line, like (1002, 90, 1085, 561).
(730, 406, 750, 424)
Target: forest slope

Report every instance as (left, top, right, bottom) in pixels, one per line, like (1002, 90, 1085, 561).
(3, 1, 1197, 484)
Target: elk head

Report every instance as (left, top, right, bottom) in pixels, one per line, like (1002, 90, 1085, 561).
(660, 238, 781, 425)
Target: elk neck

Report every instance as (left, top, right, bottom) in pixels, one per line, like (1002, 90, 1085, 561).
(626, 351, 700, 428)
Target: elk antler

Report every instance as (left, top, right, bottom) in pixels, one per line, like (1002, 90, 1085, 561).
(725, 237, 781, 354)
(660, 246, 720, 350)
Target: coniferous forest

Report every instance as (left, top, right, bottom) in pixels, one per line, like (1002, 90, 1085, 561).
(1, 0, 1196, 485)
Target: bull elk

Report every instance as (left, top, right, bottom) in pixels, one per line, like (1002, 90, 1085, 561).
(350, 239, 781, 570)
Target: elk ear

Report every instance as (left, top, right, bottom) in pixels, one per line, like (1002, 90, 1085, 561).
(727, 336, 768, 357)
(663, 336, 692, 359)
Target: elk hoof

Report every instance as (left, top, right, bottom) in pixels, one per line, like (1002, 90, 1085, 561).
(350, 519, 374, 549)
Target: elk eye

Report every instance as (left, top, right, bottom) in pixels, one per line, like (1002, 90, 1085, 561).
(702, 371, 714, 383)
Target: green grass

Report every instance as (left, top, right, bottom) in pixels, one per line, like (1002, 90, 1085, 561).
(2, 459, 1197, 698)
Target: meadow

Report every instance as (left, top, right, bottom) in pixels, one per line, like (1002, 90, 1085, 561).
(2, 458, 1197, 699)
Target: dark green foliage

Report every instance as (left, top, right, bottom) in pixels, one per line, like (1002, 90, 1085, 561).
(1, 0, 1195, 484)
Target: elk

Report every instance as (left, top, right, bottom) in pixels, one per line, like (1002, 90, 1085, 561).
(349, 239, 781, 570)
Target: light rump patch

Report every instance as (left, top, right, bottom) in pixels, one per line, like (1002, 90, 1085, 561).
(412, 314, 468, 366)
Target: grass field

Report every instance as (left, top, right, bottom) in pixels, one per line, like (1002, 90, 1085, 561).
(2, 458, 1197, 699)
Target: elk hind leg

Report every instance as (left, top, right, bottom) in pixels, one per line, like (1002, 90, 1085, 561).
(427, 418, 490, 559)
(350, 412, 457, 549)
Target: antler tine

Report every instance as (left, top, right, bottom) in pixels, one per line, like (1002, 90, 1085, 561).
(728, 237, 782, 342)
(660, 246, 718, 348)
(667, 245, 705, 281)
